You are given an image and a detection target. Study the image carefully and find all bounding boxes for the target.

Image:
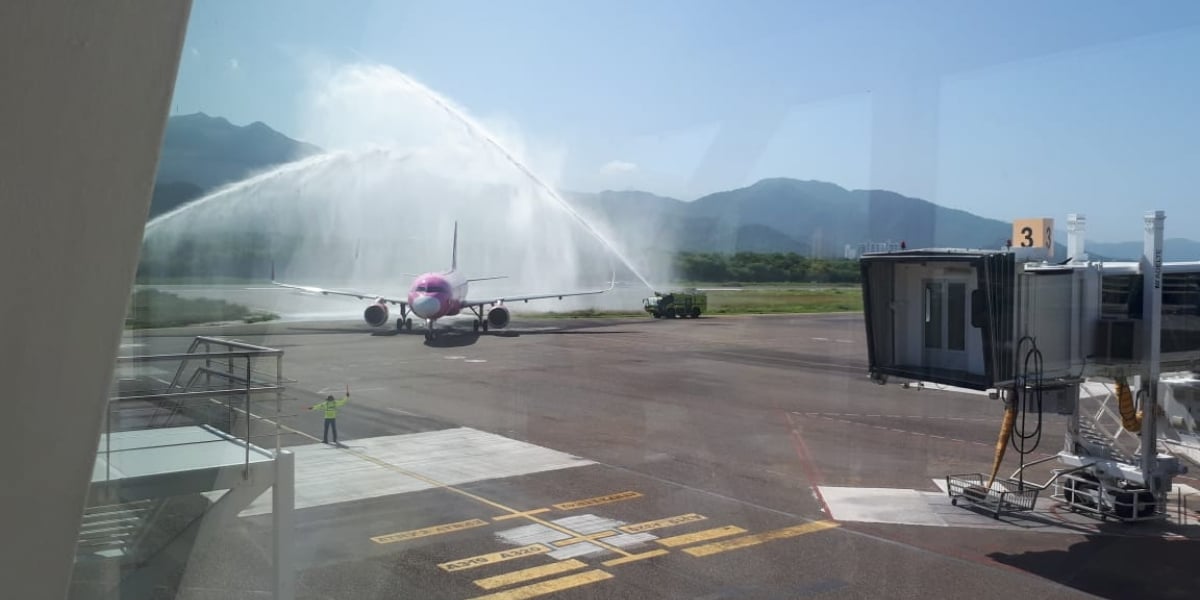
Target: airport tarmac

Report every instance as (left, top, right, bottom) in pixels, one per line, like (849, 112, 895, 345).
(119, 313, 1200, 600)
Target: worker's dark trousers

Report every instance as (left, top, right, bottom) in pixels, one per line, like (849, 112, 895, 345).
(323, 418, 337, 443)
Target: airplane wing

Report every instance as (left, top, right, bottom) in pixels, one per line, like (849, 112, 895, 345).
(462, 272, 616, 308)
(271, 280, 408, 307)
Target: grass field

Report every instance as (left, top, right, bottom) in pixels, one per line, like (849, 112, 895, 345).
(125, 284, 860, 326)
(705, 287, 862, 314)
(532, 286, 862, 319)
(125, 289, 278, 329)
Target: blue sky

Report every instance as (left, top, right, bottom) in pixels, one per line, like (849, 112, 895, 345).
(173, 1, 1200, 242)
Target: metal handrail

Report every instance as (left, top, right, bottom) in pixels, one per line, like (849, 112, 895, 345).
(112, 387, 283, 403)
(121, 350, 284, 364)
(107, 336, 286, 480)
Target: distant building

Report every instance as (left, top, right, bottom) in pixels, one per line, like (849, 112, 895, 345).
(854, 241, 903, 257)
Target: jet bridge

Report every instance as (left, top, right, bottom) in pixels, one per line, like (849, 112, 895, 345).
(73, 337, 295, 600)
(860, 212, 1200, 522)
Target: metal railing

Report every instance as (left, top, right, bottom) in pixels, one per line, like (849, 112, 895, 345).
(105, 336, 288, 480)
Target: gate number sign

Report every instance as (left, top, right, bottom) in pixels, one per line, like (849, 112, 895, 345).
(1012, 218, 1054, 257)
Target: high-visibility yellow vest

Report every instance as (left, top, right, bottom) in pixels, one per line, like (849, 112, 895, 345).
(313, 396, 348, 419)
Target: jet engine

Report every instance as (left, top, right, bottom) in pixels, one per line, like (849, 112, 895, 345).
(487, 306, 510, 329)
(364, 302, 389, 327)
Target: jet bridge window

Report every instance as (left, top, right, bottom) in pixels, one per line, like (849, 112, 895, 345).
(923, 280, 967, 352)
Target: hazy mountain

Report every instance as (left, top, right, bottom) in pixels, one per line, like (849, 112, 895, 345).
(571, 179, 1029, 257)
(1085, 239, 1200, 262)
(149, 181, 205, 220)
(152, 114, 1196, 258)
(148, 113, 322, 218)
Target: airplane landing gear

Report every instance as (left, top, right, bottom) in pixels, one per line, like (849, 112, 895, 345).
(469, 306, 490, 334)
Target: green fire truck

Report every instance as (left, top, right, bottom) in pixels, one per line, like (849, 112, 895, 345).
(643, 290, 707, 319)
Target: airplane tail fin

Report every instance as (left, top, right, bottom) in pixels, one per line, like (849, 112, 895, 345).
(450, 221, 458, 272)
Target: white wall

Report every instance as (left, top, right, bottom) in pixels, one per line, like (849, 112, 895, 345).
(0, 2, 191, 597)
(893, 261, 986, 377)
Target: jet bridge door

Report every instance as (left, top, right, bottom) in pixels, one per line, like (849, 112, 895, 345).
(922, 279, 969, 373)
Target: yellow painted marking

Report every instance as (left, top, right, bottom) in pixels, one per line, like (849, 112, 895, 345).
(552, 530, 618, 547)
(469, 569, 613, 600)
(211, 398, 635, 558)
(620, 513, 707, 534)
(656, 525, 746, 548)
(438, 544, 551, 573)
(493, 508, 551, 521)
(601, 549, 669, 567)
(371, 518, 488, 544)
(473, 559, 587, 590)
(553, 491, 642, 511)
(682, 520, 839, 557)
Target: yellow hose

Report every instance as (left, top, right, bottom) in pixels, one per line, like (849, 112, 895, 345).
(986, 400, 1018, 488)
(1115, 376, 1142, 433)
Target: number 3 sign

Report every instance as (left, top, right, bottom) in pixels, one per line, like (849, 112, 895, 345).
(1012, 218, 1054, 257)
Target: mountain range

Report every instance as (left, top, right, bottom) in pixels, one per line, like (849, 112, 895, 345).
(149, 113, 321, 218)
(149, 114, 1199, 260)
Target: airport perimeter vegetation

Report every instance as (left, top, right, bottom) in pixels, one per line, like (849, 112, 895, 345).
(126, 285, 861, 329)
(129, 252, 863, 328)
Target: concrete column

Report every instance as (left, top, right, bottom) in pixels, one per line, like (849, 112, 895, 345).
(1066, 213, 1087, 263)
(0, 2, 191, 597)
(1141, 210, 1164, 493)
(273, 451, 296, 600)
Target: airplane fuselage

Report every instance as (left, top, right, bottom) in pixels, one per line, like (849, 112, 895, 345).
(408, 271, 467, 321)
(273, 221, 611, 341)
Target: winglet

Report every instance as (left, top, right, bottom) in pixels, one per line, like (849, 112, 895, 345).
(450, 221, 458, 272)
(270, 260, 276, 283)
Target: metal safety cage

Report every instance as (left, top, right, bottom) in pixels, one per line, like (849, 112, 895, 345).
(945, 473, 1041, 519)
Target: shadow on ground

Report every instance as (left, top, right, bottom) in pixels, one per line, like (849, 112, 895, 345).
(988, 523, 1200, 599)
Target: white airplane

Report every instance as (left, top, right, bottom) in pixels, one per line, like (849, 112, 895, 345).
(272, 223, 614, 340)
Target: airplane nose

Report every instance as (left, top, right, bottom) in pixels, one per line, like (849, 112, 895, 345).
(411, 294, 441, 318)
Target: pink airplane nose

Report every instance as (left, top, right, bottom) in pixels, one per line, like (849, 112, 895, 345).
(411, 294, 441, 318)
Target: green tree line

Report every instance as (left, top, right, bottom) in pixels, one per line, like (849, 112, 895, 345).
(674, 252, 860, 284)
(138, 240, 862, 285)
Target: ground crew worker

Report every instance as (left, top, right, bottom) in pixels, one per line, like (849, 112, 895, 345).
(310, 392, 349, 444)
